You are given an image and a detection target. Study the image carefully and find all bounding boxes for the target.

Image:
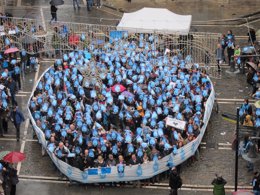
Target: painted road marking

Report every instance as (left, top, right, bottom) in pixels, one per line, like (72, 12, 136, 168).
(18, 176, 251, 192)
(216, 98, 254, 101)
(34, 65, 40, 87)
(19, 175, 67, 180)
(17, 65, 40, 175)
(0, 137, 38, 142)
(96, 6, 122, 18)
(40, 7, 46, 31)
(17, 118, 29, 175)
(18, 91, 31, 94)
(19, 178, 68, 184)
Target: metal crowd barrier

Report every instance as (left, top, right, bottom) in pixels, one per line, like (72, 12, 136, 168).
(0, 16, 222, 67)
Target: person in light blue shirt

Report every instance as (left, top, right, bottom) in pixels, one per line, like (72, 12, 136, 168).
(13, 64, 21, 90)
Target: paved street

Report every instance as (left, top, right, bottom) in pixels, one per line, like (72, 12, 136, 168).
(0, 0, 260, 194)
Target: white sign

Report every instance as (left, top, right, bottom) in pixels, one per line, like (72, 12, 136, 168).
(166, 117, 186, 130)
(0, 84, 5, 90)
(8, 30, 16, 35)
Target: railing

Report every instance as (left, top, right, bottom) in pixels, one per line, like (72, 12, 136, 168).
(0, 16, 227, 77)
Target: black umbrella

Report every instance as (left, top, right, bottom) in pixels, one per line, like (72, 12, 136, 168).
(50, 0, 64, 6)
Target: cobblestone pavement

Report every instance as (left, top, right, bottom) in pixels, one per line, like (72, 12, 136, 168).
(103, 0, 260, 20)
(0, 0, 260, 194)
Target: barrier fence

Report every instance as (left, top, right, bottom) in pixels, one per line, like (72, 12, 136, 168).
(27, 64, 215, 183)
(0, 16, 222, 66)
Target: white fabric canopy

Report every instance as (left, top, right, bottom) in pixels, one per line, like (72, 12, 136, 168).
(117, 8, 192, 35)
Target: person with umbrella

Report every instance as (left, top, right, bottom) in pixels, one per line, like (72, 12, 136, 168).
(1, 162, 20, 195)
(10, 105, 25, 142)
(1, 164, 11, 195)
(2, 151, 25, 195)
(50, 4, 58, 23)
(5, 165, 18, 195)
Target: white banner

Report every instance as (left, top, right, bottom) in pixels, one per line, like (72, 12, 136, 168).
(166, 117, 186, 130)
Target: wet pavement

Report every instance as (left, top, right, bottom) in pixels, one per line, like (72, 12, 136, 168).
(0, 0, 260, 194)
(0, 57, 256, 195)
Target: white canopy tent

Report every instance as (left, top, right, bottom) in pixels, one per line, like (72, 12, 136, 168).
(117, 7, 192, 35)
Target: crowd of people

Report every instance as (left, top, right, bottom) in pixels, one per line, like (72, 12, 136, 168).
(0, 14, 37, 140)
(238, 98, 260, 173)
(29, 33, 212, 172)
(0, 13, 46, 55)
(217, 29, 260, 100)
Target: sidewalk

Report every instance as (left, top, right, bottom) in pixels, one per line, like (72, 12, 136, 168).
(103, 0, 260, 21)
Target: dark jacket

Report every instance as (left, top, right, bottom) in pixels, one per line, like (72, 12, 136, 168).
(128, 158, 141, 166)
(169, 170, 182, 190)
(11, 109, 25, 125)
(6, 80, 16, 95)
(51, 5, 57, 14)
(253, 176, 260, 191)
(212, 177, 226, 195)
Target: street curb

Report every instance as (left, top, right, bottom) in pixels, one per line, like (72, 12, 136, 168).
(103, 4, 125, 13)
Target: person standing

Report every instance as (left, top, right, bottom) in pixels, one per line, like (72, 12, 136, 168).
(87, 0, 92, 11)
(220, 34, 227, 63)
(0, 106, 5, 137)
(10, 105, 25, 142)
(216, 43, 223, 72)
(252, 172, 260, 195)
(211, 175, 227, 195)
(169, 167, 182, 195)
(2, 166, 11, 195)
(13, 64, 21, 90)
(226, 30, 235, 66)
(96, 0, 101, 8)
(6, 78, 17, 106)
(9, 166, 18, 195)
(248, 28, 256, 44)
(20, 50, 27, 77)
(50, 5, 58, 23)
(73, 0, 80, 9)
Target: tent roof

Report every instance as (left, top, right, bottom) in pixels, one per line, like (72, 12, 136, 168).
(117, 7, 192, 35)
